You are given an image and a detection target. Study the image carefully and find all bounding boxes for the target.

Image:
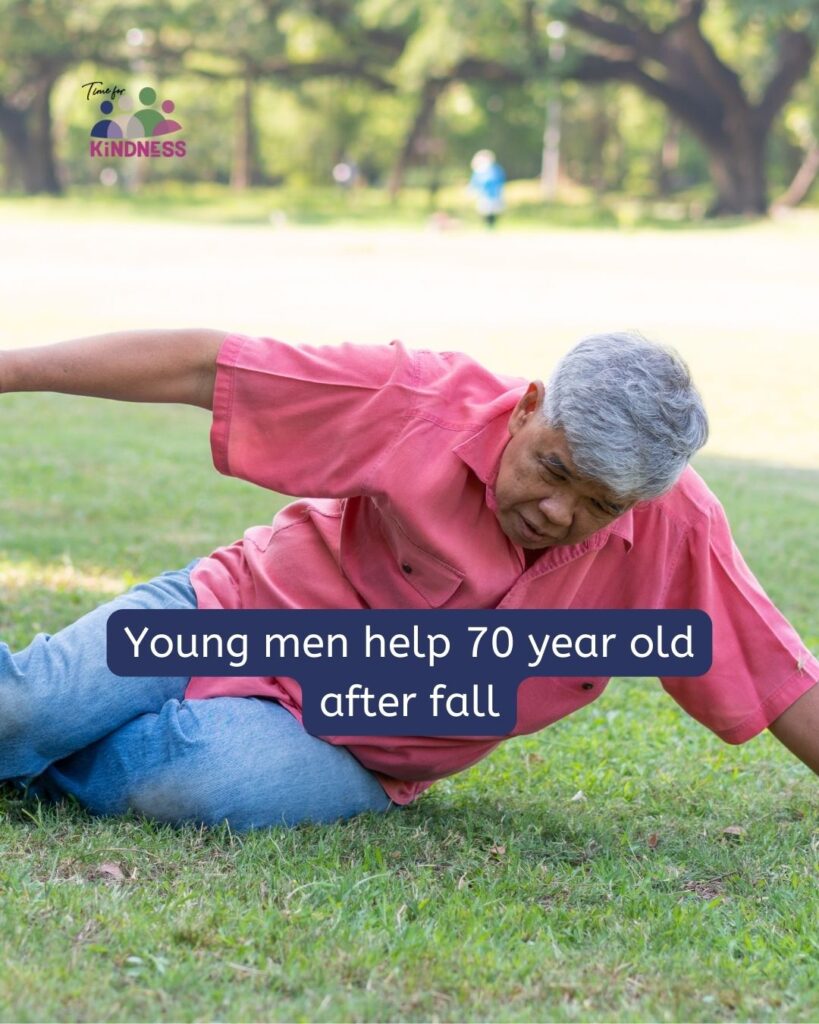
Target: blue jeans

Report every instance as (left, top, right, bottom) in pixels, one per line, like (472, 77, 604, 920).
(0, 563, 393, 831)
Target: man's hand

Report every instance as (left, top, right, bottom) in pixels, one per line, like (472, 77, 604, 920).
(768, 679, 819, 776)
(0, 328, 226, 409)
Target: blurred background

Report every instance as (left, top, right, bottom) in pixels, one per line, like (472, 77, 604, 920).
(0, 0, 817, 475)
(2, 0, 818, 218)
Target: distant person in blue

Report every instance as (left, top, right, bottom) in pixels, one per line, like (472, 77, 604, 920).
(469, 149, 506, 228)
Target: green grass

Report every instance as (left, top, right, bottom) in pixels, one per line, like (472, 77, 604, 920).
(0, 394, 817, 1020)
(0, 180, 791, 232)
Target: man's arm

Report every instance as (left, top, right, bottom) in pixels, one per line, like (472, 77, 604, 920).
(768, 679, 819, 776)
(0, 328, 226, 409)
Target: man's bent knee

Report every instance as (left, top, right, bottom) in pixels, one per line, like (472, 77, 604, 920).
(124, 770, 382, 832)
(126, 775, 219, 827)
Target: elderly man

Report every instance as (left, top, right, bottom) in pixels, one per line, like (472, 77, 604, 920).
(0, 329, 816, 830)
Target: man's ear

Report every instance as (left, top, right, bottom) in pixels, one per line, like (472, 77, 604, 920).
(508, 381, 544, 436)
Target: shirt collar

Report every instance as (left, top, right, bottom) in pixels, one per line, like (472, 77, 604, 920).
(604, 508, 634, 550)
(452, 404, 634, 552)
(451, 400, 517, 488)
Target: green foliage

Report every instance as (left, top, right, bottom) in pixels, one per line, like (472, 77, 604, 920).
(1, 0, 818, 207)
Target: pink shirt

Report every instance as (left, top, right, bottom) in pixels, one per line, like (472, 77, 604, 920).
(187, 334, 819, 804)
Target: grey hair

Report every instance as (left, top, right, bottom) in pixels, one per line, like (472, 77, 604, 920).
(541, 332, 709, 502)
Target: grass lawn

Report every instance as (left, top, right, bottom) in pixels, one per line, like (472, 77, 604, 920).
(0, 181, 655, 230)
(2, 180, 815, 231)
(0, 203, 817, 1020)
(0, 397, 817, 1023)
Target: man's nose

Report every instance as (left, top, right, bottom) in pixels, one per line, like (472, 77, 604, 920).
(538, 490, 575, 528)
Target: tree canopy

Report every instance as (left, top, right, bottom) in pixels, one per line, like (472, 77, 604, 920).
(1, 0, 817, 214)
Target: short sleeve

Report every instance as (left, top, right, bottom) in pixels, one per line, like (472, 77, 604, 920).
(659, 499, 819, 743)
(210, 334, 418, 497)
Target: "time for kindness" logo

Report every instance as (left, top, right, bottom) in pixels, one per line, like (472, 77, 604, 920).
(84, 81, 186, 158)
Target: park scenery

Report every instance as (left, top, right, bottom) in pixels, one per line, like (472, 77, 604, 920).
(0, 1, 818, 1021)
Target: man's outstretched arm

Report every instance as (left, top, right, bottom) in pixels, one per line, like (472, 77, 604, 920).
(768, 680, 819, 776)
(0, 328, 226, 410)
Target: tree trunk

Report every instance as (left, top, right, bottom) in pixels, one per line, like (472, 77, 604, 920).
(0, 82, 62, 195)
(705, 144, 767, 215)
(0, 104, 28, 191)
(31, 85, 61, 194)
(699, 104, 768, 215)
(231, 72, 258, 190)
(774, 142, 819, 209)
(387, 78, 448, 201)
(655, 118, 680, 197)
(563, 9, 815, 218)
(638, 83, 771, 215)
(590, 92, 609, 195)
(540, 97, 561, 199)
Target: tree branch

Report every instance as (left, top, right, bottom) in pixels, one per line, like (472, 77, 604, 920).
(448, 56, 529, 85)
(773, 140, 819, 209)
(522, 0, 548, 72)
(756, 29, 815, 134)
(182, 57, 395, 92)
(564, 6, 659, 55)
(565, 7, 640, 50)
(257, 58, 395, 90)
(568, 53, 724, 145)
(387, 75, 450, 197)
(671, 1, 746, 110)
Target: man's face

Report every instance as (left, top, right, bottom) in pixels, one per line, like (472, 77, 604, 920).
(494, 381, 630, 551)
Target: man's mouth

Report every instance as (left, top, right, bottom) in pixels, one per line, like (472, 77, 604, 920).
(517, 511, 557, 544)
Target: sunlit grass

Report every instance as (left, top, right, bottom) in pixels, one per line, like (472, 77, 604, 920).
(2, 180, 813, 231)
(0, 390, 817, 1020)
(0, 556, 129, 597)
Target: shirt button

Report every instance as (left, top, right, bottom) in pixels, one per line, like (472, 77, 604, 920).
(581, 681, 594, 690)
(401, 562, 413, 574)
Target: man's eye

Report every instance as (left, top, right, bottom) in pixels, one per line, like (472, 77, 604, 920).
(540, 464, 564, 482)
(591, 500, 614, 516)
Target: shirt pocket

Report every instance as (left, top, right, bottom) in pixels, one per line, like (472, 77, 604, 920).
(380, 514, 465, 608)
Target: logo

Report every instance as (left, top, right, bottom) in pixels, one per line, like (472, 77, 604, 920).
(85, 84, 186, 158)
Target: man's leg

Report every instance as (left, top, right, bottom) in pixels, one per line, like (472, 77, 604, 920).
(36, 697, 394, 831)
(0, 563, 198, 782)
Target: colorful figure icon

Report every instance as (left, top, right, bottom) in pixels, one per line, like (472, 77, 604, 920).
(126, 87, 182, 139)
(153, 99, 182, 137)
(90, 100, 123, 139)
(90, 89, 181, 139)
